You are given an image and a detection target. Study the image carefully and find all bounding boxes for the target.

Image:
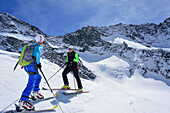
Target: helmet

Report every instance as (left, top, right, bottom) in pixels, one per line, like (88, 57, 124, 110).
(35, 34, 44, 43)
(68, 45, 74, 49)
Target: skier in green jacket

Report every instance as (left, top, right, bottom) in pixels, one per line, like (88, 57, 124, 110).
(62, 45, 83, 92)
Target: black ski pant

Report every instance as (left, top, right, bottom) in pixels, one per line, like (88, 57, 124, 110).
(62, 65, 83, 89)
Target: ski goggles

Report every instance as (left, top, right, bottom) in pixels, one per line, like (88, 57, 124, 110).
(69, 48, 73, 50)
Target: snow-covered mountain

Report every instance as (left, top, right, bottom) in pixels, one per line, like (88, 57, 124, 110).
(97, 18, 170, 48)
(0, 12, 170, 83)
(0, 12, 43, 36)
(0, 12, 169, 84)
(62, 17, 170, 48)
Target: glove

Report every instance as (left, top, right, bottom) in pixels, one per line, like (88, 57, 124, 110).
(72, 61, 77, 64)
(37, 63, 42, 69)
(64, 62, 68, 65)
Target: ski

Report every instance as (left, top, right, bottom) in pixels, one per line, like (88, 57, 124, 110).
(28, 92, 58, 103)
(63, 91, 89, 95)
(4, 105, 58, 113)
(1, 94, 58, 113)
(28, 96, 54, 103)
(42, 87, 78, 91)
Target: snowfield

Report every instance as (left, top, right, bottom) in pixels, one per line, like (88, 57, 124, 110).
(0, 49, 170, 113)
(0, 33, 34, 41)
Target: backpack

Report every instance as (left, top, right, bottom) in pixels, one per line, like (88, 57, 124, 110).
(19, 44, 39, 66)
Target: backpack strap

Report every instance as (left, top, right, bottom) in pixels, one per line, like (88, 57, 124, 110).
(32, 43, 40, 62)
(28, 71, 38, 75)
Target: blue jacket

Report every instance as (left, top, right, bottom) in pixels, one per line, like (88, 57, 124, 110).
(20, 43, 43, 64)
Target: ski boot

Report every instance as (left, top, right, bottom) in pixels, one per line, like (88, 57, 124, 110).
(61, 85, 70, 89)
(16, 100, 35, 112)
(31, 91, 44, 100)
(77, 88, 83, 92)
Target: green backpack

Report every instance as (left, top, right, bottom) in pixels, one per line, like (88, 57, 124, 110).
(19, 44, 38, 66)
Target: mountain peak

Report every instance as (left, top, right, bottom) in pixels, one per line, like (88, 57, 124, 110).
(164, 17, 170, 23)
(0, 12, 43, 36)
(0, 12, 11, 16)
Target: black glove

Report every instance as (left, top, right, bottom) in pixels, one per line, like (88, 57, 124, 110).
(37, 63, 42, 69)
(72, 61, 77, 64)
(65, 62, 69, 65)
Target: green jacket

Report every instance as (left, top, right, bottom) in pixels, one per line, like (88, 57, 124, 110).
(66, 51, 79, 63)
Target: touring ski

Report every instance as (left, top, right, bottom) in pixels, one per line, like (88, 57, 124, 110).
(4, 105, 58, 113)
(63, 91, 89, 95)
(28, 96, 55, 103)
(1, 94, 58, 113)
(42, 87, 78, 90)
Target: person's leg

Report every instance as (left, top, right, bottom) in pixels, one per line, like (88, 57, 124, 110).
(33, 74, 42, 92)
(20, 64, 37, 102)
(62, 66, 71, 86)
(73, 67, 83, 89)
(32, 73, 44, 99)
(20, 74, 37, 101)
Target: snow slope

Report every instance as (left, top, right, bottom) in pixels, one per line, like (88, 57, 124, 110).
(0, 33, 34, 41)
(0, 49, 170, 113)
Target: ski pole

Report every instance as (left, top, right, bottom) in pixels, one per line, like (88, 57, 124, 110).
(47, 64, 66, 82)
(72, 74, 78, 97)
(13, 60, 19, 71)
(39, 68, 65, 113)
(73, 74, 77, 90)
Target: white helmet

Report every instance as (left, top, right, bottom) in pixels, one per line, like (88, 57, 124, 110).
(35, 34, 44, 43)
(68, 45, 74, 49)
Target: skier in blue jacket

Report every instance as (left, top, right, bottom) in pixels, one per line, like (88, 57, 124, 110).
(16, 35, 45, 111)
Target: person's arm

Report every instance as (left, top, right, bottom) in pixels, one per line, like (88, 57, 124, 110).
(66, 53, 68, 63)
(35, 46, 43, 64)
(73, 52, 79, 62)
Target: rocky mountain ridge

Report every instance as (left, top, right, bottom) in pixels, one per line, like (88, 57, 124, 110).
(62, 17, 170, 48)
(0, 12, 169, 83)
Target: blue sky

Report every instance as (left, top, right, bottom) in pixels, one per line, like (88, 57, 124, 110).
(0, 0, 169, 36)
